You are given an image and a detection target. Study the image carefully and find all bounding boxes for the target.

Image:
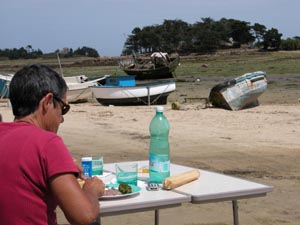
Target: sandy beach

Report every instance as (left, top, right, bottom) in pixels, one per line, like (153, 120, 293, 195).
(0, 86, 299, 225)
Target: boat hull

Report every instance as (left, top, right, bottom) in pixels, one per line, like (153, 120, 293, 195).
(66, 76, 108, 103)
(209, 71, 267, 110)
(91, 80, 176, 106)
(120, 54, 180, 80)
(0, 74, 13, 98)
(67, 87, 93, 103)
(122, 67, 174, 80)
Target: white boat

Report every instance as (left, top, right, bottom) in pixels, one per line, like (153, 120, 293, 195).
(66, 75, 109, 103)
(0, 72, 103, 103)
(209, 71, 267, 110)
(91, 76, 176, 106)
(0, 74, 13, 98)
(56, 53, 100, 103)
(64, 74, 88, 84)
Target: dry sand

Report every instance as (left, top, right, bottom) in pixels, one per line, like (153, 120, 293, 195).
(0, 88, 299, 225)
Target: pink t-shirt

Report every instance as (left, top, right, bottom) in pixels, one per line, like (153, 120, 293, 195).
(0, 122, 78, 225)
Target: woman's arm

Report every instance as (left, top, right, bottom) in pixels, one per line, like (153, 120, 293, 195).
(50, 173, 105, 225)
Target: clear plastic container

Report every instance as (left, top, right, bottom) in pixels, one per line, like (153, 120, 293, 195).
(149, 106, 170, 183)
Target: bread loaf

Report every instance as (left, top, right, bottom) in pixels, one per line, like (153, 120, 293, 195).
(77, 179, 85, 188)
(162, 169, 200, 190)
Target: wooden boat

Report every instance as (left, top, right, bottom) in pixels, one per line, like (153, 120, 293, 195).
(119, 52, 180, 80)
(91, 76, 176, 106)
(209, 71, 267, 110)
(0, 74, 13, 98)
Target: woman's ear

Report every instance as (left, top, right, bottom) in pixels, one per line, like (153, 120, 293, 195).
(40, 93, 54, 115)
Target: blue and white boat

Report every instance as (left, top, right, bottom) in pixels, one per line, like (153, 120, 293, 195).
(91, 76, 176, 106)
(0, 74, 13, 98)
(209, 71, 267, 110)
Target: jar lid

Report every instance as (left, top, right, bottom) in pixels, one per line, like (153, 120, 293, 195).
(156, 106, 164, 112)
(81, 157, 92, 161)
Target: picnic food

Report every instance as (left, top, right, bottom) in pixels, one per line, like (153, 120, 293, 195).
(138, 167, 149, 173)
(162, 169, 200, 190)
(103, 188, 121, 196)
(118, 183, 132, 194)
(77, 179, 85, 188)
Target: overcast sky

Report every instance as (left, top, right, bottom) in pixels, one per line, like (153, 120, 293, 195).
(1, 0, 299, 56)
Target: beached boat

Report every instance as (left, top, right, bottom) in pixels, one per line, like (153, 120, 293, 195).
(64, 74, 88, 84)
(209, 71, 267, 110)
(66, 75, 109, 103)
(56, 53, 99, 103)
(0, 73, 93, 102)
(91, 76, 176, 106)
(119, 52, 180, 80)
(0, 74, 13, 98)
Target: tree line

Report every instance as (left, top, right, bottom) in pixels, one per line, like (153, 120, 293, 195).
(122, 17, 300, 55)
(1, 17, 299, 59)
(0, 46, 99, 60)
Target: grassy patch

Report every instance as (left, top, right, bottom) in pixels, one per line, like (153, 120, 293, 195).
(1, 51, 300, 80)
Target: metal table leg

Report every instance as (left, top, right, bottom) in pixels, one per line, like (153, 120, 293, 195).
(232, 200, 239, 225)
(155, 209, 159, 225)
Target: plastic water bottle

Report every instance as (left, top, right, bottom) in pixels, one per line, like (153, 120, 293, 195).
(149, 106, 170, 183)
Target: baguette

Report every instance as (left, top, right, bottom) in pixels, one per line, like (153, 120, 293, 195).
(162, 169, 200, 190)
(77, 179, 85, 188)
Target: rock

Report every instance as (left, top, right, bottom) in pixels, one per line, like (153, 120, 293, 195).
(171, 102, 181, 110)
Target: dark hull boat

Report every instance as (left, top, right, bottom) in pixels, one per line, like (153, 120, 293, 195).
(119, 52, 180, 80)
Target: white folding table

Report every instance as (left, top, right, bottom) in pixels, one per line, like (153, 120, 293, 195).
(169, 163, 273, 225)
(98, 162, 191, 225)
(98, 160, 273, 225)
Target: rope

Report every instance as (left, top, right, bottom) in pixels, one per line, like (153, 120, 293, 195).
(69, 87, 91, 102)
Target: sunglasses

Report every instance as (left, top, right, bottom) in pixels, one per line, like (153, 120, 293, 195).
(53, 95, 70, 115)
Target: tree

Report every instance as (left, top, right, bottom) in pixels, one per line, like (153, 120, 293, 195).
(74, 46, 99, 57)
(226, 19, 255, 47)
(121, 18, 283, 55)
(26, 45, 33, 53)
(123, 27, 142, 54)
(280, 38, 300, 50)
(159, 19, 190, 53)
(263, 28, 282, 50)
(251, 23, 267, 48)
(191, 18, 222, 53)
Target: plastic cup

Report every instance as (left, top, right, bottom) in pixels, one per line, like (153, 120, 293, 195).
(92, 156, 103, 176)
(115, 162, 138, 186)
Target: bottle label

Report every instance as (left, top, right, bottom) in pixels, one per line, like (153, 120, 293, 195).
(82, 161, 92, 177)
(149, 153, 170, 173)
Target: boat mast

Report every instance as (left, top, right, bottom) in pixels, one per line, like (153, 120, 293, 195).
(56, 53, 64, 77)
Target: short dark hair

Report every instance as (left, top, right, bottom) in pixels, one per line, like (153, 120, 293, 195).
(9, 64, 68, 117)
